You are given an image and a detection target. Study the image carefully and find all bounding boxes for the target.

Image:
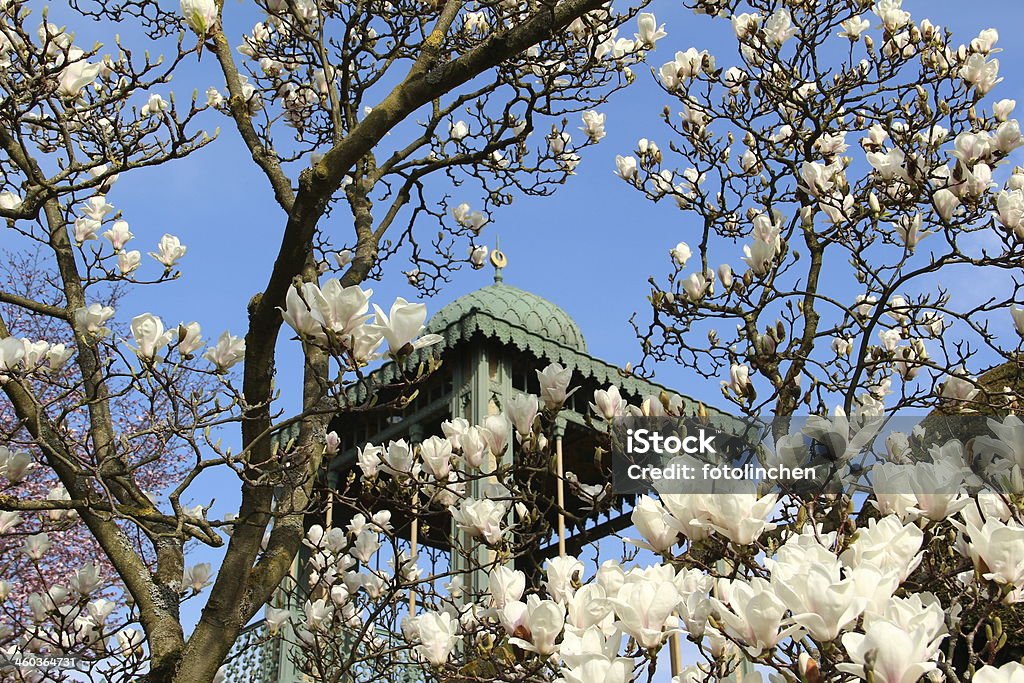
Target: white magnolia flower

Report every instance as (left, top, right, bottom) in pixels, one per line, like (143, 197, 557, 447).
(731, 13, 760, 40)
(203, 331, 245, 371)
(590, 385, 625, 420)
(467, 244, 489, 269)
(544, 555, 584, 603)
(0, 511, 21, 534)
(129, 313, 174, 362)
(562, 658, 634, 683)
(334, 249, 353, 269)
(614, 155, 637, 180)
(718, 263, 733, 288)
(722, 363, 752, 400)
(0, 191, 23, 211)
(610, 577, 680, 649)
(960, 518, 1024, 586)
(451, 203, 487, 230)
(873, 0, 911, 32)
(682, 272, 711, 301)
(449, 120, 468, 141)
(462, 11, 488, 36)
(631, 495, 679, 553)
(771, 547, 866, 641)
(103, 220, 133, 251)
(713, 577, 797, 655)
(742, 238, 779, 275)
(940, 369, 979, 405)
(265, 607, 290, 635)
(652, 494, 705, 542)
(670, 241, 692, 267)
(176, 322, 204, 356)
(634, 13, 666, 50)
(699, 487, 777, 545)
(581, 110, 606, 142)
(893, 213, 931, 251)
(503, 596, 565, 656)
(659, 48, 708, 90)
(996, 189, 1024, 238)
(488, 566, 526, 609)
(0, 337, 25, 373)
(180, 0, 218, 36)
(867, 148, 908, 181)
(0, 446, 32, 482)
(383, 439, 414, 477)
(973, 662, 1024, 683)
(839, 619, 940, 683)
(23, 532, 51, 560)
(1011, 307, 1024, 336)
(960, 53, 1001, 94)
(933, 188, 960, 222)
(994, 121, 1024, 154)
(141, 93, 169, 117)
(206, 86, 225, 108)
(451, 498, 507, 545)
(994, 99, 1016, 122)
(118, 250, 142, 275)
(57, 49, 102, 98)
(74, 217, 101, 244)
(414, 611, 458, 666)
(369, 298, 441, 356)
(763, 9, 797, 46)
(418, 436, 452, 480)
(150, 234, 187, 268)
(81, 196, 115, 221)
(182, 563, 213, 592)
(74, 303, 116, 339)
(971, 28, 1000, 54)
(537, 362, 575, 409)
(839, 16, 870, 40)
(357, 443, 383, 478)
(303, 598, 332, 632)
(506, 393, 539, 436)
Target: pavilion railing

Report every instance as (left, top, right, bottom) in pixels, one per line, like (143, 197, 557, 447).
(222, 620, 281, 683)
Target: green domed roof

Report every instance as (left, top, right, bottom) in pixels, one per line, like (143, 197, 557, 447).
(426, 281, 587, 352)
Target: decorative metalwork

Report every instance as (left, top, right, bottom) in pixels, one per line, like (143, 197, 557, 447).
(223, 620, 280, 683)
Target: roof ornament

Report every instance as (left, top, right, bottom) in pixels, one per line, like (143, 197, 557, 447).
(490, 240, 507, 283)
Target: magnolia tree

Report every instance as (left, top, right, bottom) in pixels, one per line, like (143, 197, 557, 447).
(280, 0, 1024, 682)
(0, 250, 204, 600)
(0, 0, 660, 678)
(3, 0, 1024, 683)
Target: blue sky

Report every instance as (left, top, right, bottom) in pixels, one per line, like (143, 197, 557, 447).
(33, 0, 1024, 656)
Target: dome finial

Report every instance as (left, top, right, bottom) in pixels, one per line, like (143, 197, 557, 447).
(490, 237, 507, 283)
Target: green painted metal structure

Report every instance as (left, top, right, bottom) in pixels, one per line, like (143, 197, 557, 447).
(224, 262, 740, 682)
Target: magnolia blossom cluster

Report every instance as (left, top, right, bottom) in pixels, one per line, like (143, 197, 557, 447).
(68, 304, 245, 373)
(287, 511, 423, 649)
(280, 279, 442, 364)
(222, 0, 656, 139)
(395, 472, 1023, 683)
(0, 558, 123, 655)
(614, 0, 1024, 423)
(0, 337, 74, 378)
(0, 527, 226, 679)
(394, 484, 1024, 683)
(72, 193, 188, 276)
(291, 364, 1024, 682)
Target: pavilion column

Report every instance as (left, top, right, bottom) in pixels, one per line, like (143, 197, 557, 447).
(554, 418, 566, 558)
(407, 423, 424, 615)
